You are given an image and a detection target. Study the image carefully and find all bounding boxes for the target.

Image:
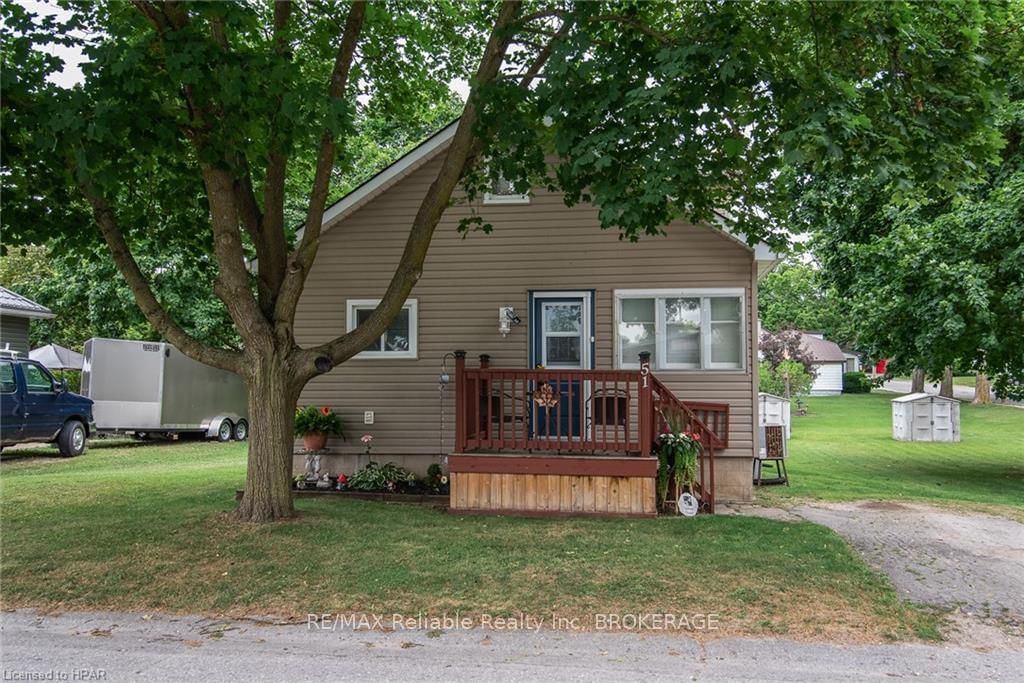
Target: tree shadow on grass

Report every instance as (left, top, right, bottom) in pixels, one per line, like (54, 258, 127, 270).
(0, 437, 196, 463)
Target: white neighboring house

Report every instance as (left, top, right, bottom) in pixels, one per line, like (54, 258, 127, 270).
(793, 331, 847, 396)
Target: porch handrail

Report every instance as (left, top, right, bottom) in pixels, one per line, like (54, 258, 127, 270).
(648, 379, 729, 450)
(649, 375, 724, 513)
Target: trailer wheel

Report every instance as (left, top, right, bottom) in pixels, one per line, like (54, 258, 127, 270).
(217, 419, 234, 442)
(232, 419, 249, 441)
(58, 420, 87, 457)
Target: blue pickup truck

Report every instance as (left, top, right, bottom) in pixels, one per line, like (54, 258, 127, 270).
(0, 354, 95, 456)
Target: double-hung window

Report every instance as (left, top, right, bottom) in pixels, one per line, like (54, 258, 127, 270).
(346, 299, 418, 359)
(616, 289, 745, 370)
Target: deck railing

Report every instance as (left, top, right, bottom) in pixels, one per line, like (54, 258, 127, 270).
(453, 351, 729, 456)
(454, 355, 644, 454)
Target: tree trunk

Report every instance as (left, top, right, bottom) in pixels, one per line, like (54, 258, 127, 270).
(974, 373, 992, 405)
(938, 366, 954, 398)
(234, 356, 301, 522)
(910, 367, 926, 393)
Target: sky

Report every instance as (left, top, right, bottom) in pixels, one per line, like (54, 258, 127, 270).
(17, 0, 470, 99)
(19, 0, 85, 88)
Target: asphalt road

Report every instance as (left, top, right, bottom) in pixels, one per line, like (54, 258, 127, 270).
(2, 610, 1022, 682)
(880, 380, 1022, 407)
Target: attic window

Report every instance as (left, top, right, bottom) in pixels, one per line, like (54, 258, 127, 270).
(483, 174, 530, 205)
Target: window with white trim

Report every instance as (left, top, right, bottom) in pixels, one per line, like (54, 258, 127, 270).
(483, 174, 530, 205)
(346, 299, 418, 359)
(615, 290, 745, 370)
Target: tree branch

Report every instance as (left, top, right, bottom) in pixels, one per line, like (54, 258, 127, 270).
(298, 0, 524, 379)
(133, 2, 273, 339)
(254, 0, 294, 317)
(78, 178, 242, 374)
(200, 166, 275, 341)
(231, 154, 287, 317)
(132, 1, 188, 33)
(587, 13, 671, 45)
(271, 0, 367, 333)
(517, 15, 573, 88)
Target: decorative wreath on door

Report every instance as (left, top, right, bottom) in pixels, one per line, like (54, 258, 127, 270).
(533, 381, 560, 408)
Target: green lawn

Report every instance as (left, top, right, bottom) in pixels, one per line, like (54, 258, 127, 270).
(758, 393, 1024, 514)
(0, 439, 936, 642)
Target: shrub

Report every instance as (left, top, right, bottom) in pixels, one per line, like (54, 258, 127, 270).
(759, 359, 814, 398)
(294, 405, 345, 437)
(842, 371, 872, 394)
(347, 460, 416, 492)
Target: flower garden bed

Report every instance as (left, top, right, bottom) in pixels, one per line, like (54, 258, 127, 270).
(234, 488, 449, 505)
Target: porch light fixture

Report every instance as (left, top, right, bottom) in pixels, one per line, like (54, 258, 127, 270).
(498, 306, 521, 337)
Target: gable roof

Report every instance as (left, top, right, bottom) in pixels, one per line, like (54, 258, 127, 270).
(301, 121, 460, 241)
(302, 122, 782, 272)
(791, 330, 846, 363)
(0, 286, 54, 320)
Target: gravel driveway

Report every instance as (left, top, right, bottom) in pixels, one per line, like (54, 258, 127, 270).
(792, 502, 1024, 622)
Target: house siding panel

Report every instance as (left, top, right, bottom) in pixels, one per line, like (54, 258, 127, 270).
(0, 315, 31, 355)
(811, 362, 845, 396)
(295, 155, 760, 500)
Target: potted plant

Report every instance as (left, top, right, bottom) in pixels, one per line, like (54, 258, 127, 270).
(295, 405, 345, 451)
(656, 414, 702, 514)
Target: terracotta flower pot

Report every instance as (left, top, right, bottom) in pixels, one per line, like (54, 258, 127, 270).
(302, 432, 328, 451)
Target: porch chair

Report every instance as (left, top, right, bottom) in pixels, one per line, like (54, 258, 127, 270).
(588, 388, 630, 427)
(753, 423, 789, 486)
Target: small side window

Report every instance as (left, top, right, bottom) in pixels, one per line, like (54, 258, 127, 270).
(0, 361, 16, 394)
(346, 299, 418, 359)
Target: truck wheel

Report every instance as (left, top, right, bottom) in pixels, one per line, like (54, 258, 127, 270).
(233, 419, 249, 441)
(58, 420, 87, 457)
(217, 419, 233, 442)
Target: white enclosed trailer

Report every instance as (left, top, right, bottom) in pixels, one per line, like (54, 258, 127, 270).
(82, 338, 248, 440)
(891, 393, 960, 442)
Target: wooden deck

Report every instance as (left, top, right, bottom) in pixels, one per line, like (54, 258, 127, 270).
(449, 351, 728, 517)
(449, 454, 658, 517)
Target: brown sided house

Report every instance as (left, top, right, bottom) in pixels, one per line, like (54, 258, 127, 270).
(294, 122, 780, 516)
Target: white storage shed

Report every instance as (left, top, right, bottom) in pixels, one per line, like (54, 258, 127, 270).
(758, 392, 792, 438)
(891, 393, 960, 442)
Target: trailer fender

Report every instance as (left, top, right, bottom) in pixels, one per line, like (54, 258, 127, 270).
(204, 414, 246, 440)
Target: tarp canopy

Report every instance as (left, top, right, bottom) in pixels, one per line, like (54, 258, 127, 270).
(29, 344, 84, 371)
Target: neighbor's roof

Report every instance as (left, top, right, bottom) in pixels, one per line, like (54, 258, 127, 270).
(792, 330, 846, 363)
(295, 121, 781, 268)
(0, 286, 55, 320)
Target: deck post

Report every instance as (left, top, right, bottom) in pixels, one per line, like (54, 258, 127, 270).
(638, 351, 653, 456)
(454, 350, 467, 453)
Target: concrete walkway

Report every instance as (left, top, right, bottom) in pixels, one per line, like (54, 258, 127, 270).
(2, 610, 1022, 682)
